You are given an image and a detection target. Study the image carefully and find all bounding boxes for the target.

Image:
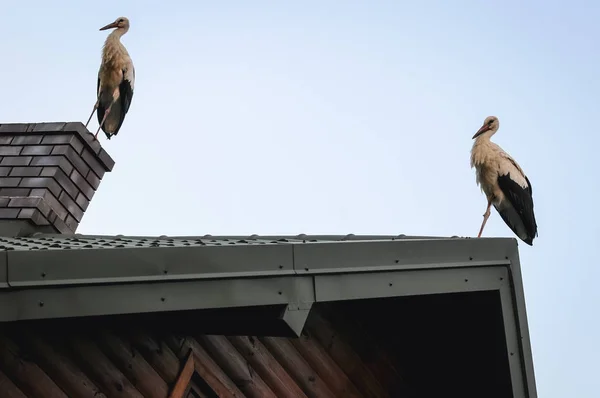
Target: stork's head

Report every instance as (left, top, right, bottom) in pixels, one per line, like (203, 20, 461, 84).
(99, 17, 130, 33)
(473, 116, 499, 139)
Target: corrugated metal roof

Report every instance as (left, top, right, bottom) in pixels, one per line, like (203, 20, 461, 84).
(0, 304, 412, 398)
(0, 233, 458, 251)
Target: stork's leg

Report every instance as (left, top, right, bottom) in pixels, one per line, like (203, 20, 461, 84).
(477, 199, 493, 238)
(94, 101, 114, 139)
(84, 99, 100, 129)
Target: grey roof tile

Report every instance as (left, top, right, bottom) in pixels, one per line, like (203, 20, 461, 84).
(0, 233, 459, 251)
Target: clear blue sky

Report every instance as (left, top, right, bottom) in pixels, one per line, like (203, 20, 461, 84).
(2, 1, 598, 396)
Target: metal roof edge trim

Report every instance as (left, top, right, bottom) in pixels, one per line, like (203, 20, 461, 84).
(0, 275, 316, 323)
(505, 240, 538, 397)
(0, 263, 516, 324)
(0, 251, 6, 288)
(3, 237, 517, 288)
(5, 243, 295, 288)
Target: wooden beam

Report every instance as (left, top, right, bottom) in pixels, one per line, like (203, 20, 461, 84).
(0, 368, 27, 398)
(199, 335, 277, 398)
(97, 329, 170, 398)
(164, 335, 246, 398)
(305, 311, 390, 398)
(126, 331, 181, 384)
(260, 337, 338, 398)
(228, 336, 308, 398)
(0, 333, 68, 398)
(290, 333, 363, 398)
(169, 350, 195, 398)
(12, 329, 106, 398)
(66, 334, 144, 398)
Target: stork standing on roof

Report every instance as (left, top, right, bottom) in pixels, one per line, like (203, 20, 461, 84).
(470, 116, 538, 245)
(84, 17, 135, 140)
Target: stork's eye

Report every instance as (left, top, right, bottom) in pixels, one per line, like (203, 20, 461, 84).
(118, 19, 124, 22)
(488, 120, 494, 125)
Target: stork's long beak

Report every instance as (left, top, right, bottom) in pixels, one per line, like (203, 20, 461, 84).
(472, 124, 490, 139)
(99, 21, 118, 31)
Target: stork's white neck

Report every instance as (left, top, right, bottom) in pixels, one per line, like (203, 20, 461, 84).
(108, 28, 127, 40)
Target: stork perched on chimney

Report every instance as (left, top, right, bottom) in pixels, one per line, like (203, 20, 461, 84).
(84, 16, 135, 140)
(470, 116, 538, 245)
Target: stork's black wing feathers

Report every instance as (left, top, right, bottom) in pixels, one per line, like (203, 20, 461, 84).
(108, 67, 134, 139)
(497, 173, 538, 242)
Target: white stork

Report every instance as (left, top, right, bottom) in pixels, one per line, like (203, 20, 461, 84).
(470, 116, 538, 245)
(84, 17, 135, 140)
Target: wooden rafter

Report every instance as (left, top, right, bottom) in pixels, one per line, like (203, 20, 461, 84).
(168, 349, 241, 398)
(168, 350, 196, 398)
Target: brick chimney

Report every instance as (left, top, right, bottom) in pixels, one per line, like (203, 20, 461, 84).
(0, 122, 114, 236)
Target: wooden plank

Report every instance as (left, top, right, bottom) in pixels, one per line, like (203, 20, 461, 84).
(0, 368, 27, 398)
(12, 329, 106, 398)
(67, 334, 145, 398)
(290, 333, 363, 398)
(305, 312, 390, 398)
(164, 335, 246, 398)
(126, 331, 181, 384)
(97, 329, 170, 398)
(199, 335, 277, 398)
(320, 304, 411, 396)
(229, 336, 308, 398)
(169, 351, 195, 398)
(260, 337, 337, 398)
(0, 333, 68, 398)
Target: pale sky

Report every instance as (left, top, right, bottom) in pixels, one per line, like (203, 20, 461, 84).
(2, 1, 599, 396)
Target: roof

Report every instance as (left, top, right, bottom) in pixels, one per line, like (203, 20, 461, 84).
(0, 233, 538, 397)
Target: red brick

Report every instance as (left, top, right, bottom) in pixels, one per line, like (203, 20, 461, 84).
(64, 147, 90, 178)
(8, 197, 41, 208)
(31, 209, 50, 225)
(31, 189, 68, 221)
(0, 135, 13, 145)
(31, 157, 73, 176)
(0, 124, 27, 133)
(53, 168, 79, 200)
(1, 156, 32, 166)
(9, 166, 42, 177)
(19, 177, 62, 198)
(0, 208, 20, 218)
(0, 178, 21, 187)
(65, 214, 79, 231)
(98, 148, 115, 171)
(75, 192, 89, 211)
(81, 149, 105, 178)
(59, 191, 84, 221)
(0, 146, 22, 156)
(32, 122, 66, 132)
(0, 188, 30, 196)
(86, 168, 101, 189)
(71, 169, 94, 200)
(12, 135, 42, 145)
(53, 216, 73, 234)
(41, 135, 74, 145)
(21, 146, 53, 156)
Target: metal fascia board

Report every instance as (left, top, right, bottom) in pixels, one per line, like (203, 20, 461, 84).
(294, 238, 515, 275)
(314, 266, 508, 302)
(499, 273, 534, 398)
(7, 244, 295, 287)
(0, 251, 7, 288)
(506, 241, 538, 397)
(0, 275, 315, 322)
